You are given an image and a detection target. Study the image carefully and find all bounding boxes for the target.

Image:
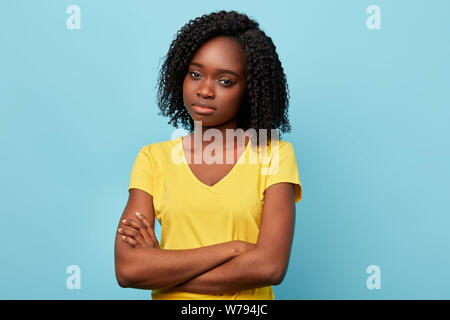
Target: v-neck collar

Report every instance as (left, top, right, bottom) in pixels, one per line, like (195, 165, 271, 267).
(178, 135, 251, 190)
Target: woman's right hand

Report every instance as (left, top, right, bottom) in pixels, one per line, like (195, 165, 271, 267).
(118, 212, 160, 249)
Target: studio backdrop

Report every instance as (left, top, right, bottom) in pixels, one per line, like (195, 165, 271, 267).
(0, 0, 449, 299)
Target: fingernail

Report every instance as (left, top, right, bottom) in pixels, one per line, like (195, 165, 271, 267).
(118, 228, 122, 232)
(136, 212, 141, 217)
(122, 236, 126, 240)
(122, 219, 127, 223)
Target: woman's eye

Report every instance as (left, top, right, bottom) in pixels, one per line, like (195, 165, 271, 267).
(220, 79, 234, 86)
(189, 72, 233, 87)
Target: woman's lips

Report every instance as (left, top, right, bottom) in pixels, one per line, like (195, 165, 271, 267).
(192, 105, 215, 115)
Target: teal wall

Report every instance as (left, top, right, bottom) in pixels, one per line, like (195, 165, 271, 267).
(1, 0, 449, 299)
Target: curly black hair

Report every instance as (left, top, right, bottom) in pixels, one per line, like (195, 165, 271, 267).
(156, 10, 292, 147)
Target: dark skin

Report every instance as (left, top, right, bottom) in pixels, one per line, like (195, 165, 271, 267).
(118, 35, 297, 294)
(183, 35, 247, 145)
(182, 35, 249, 186)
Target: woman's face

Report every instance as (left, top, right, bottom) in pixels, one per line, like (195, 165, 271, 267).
(183, 36, 247, 131)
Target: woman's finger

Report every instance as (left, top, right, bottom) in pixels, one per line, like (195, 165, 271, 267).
(136, 212, 151, 228)
(118, 227, 144, 246)
(128, 215, 153, 244)
(118, 227, 138, 238)
(122, 218, 142, 229)
(122, 218, 147, 243)
(121, 235, 137, 248)
(136, 212, 159, 247)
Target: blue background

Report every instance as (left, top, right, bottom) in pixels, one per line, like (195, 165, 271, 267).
(1, 0, 449, 299)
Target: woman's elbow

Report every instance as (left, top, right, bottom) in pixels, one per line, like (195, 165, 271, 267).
(268, 264, 288, 286)
(116, 273, 129, 288)
(256, 249, 288, 286)
(115, 263, 135, 288)
(115, 261, 160, 290)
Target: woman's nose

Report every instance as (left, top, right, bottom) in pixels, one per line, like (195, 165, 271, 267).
(196, 79, 214, 98)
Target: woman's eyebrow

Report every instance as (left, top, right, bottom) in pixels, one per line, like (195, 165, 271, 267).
(190, 62, 241, 79)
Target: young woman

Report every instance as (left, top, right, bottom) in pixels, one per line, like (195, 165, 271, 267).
(114, 10, 302, 300)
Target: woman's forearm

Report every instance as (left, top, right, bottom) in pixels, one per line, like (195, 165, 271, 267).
(171, 247, 277, 295)
(115, 241, 242, 290)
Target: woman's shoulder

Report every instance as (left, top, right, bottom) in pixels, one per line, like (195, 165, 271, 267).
(139, 136, 182, 159)
(251, 137, 292, 153)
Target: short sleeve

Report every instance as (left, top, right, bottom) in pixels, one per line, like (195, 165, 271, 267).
(263, 142, 302, 203)
(128, 146, 154, 196)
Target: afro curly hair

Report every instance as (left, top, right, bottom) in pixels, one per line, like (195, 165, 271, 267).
(156, 10, 292, 147)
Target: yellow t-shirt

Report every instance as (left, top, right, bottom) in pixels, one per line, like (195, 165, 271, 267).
(128, 135, 302, 300)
